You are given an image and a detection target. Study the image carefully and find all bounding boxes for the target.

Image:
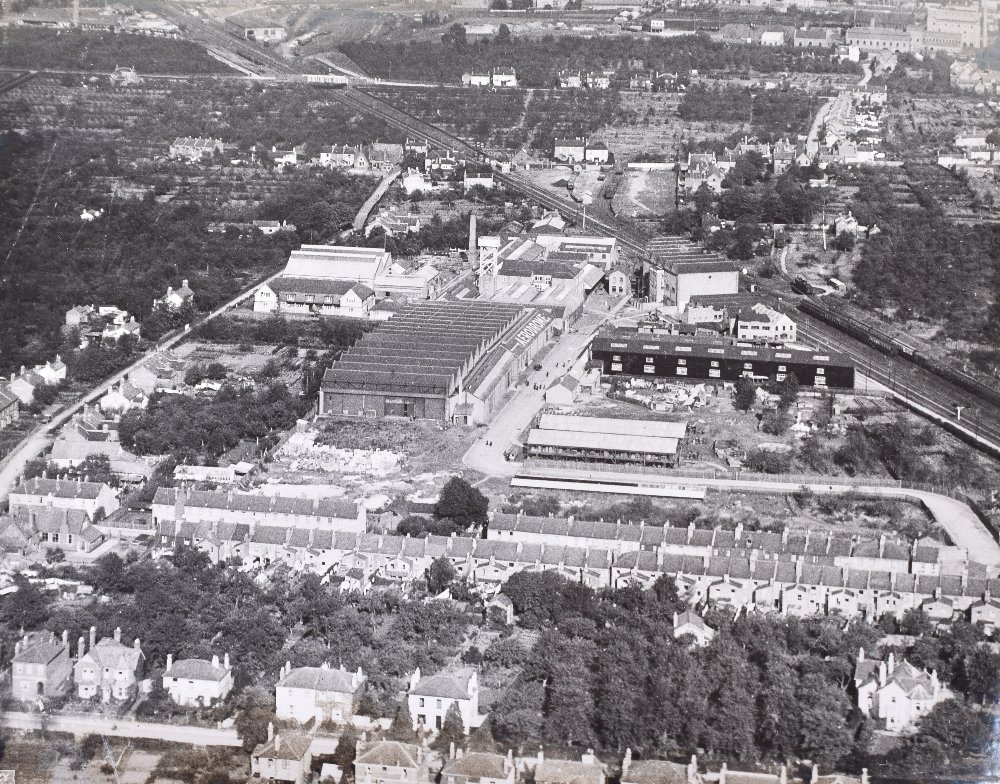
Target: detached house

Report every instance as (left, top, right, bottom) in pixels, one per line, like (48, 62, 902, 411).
(163, 652, 234, 707)
(408, 667, 480, 733)
(672, 610, 716, 646)
(854, 648, 951, 731)
(155, 280, 194, 311)
(74, 627, 144, 702)
(354, 740, 426, 784)
(253, 724, 313, 784)
(275, 661, 366, 724)
(11, 630, 73, 701)
(554, 137, 587, 163)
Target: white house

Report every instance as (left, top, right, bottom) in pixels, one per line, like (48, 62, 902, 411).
(408, 668, 480, 733)
(608, 269, 631, 296)
(254, 278, 374, 319)
(672, 610, 715, 646)
(854, 649, 952, 732)
(760, 30, 785, 46)
(464, 71, 492, 87)
(585, 143, 610, 165)
(492, 67, 517, 87)
(275, 661, 366, 724)
(545, 375, 580, 406)
(734, 302, 797, 345)
(554, 137, 587, 163)
(155, 280, 194, 311)
(163, 653, 234, 707)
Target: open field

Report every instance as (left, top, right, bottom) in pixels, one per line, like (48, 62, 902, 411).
(612, 167, 677, 217)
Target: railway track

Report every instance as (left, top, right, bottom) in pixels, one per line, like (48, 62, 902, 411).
(794, 309, 1000, 453)
(325, 87, 1000, 454)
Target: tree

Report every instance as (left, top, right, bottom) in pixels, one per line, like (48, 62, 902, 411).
(435, 476, 488, 527)
(432, 702, 466, 751)
(388, 701, 417, 741)
(734, 376, 757, 411)
(775, 372, 799, 408)
(426, 556, 457, 594)
(496, 24, 511, 43)
(76, 453, 113, 484)
(831, 231, 855, 252)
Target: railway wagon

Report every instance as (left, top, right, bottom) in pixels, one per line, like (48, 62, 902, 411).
(591, 329, 855, 388)
(305, 73, 349, 87)
(798, 298, 1000, 407)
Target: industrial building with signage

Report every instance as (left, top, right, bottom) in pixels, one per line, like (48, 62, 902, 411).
(524, 413, 688, 466)
(320, 301, 555, 424)
(590, 329, 855, 388)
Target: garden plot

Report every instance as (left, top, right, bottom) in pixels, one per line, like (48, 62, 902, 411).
(612, 168, 677, 218)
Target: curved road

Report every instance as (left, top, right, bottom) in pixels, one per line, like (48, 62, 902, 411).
(507, 466, 1000, 572)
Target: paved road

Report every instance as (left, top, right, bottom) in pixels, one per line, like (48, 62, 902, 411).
(2, 711, 241, 746)
(352, 167, 400, 231)
(0, 269, 284, 503)
(513, 466, 1000, 571)
(463, 295, 632, 477)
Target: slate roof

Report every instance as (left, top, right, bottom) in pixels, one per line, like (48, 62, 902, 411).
(254, 731, 313, 761)
(442, 752, 510, 781)
(621, 760, 689, 784)
(410, 669, 474, 700)
(13, 632, 66, 665)
(278, 665, 362, 693)
(355, 740, 421, 768)
(165, 658, 229, 681)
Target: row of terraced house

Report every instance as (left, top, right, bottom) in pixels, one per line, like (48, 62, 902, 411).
(150, 493, 1000, 626)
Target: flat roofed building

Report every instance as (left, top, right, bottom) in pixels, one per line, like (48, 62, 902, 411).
(282, 245, 392, 288)
(525, 428, 680, 466)
(537, 413, 687, 440)
(591, 329, 854, 388)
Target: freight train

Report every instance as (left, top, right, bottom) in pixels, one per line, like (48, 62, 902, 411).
(797, 297, 1000, 409)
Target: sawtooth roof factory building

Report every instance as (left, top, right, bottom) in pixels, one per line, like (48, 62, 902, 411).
(320, 301, 555, 424)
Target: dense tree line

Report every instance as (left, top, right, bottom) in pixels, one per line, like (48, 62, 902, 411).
(118, 381, 307, 461)
(0, 28, 229, 74)
(488, 571, 999, 774)
(848, 171, 1000, 341)
(341, 34, 859, 88)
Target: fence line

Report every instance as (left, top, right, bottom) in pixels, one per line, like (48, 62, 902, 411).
(522, 458, 959, 499)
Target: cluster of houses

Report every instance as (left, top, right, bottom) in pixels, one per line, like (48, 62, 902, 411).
(11, 623, 235, 708)
(0, 477, 120, 558)
(937, 133, 1000, 170)
(400, 143, 497, 196)
(254, 732, 871, 784)
(168, 137, 405, 173)
(48, 407, 154, 481)
(65, 304, 141, 348)
(639, 293, 799, 346)
(253, 245, 439, 320)
(313, 141, 404, 173)
(950, 59, 1000, 94)
(0, 354, 67, 427)
(820, 88, 888, 164)
(462, 67, 518, 88)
